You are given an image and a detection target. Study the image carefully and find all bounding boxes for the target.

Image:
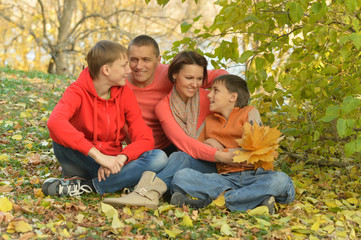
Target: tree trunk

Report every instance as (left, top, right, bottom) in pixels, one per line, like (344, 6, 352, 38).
(54, 0, 76, 75)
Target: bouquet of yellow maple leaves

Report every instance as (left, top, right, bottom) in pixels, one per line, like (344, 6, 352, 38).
(233, 122, 283, 170)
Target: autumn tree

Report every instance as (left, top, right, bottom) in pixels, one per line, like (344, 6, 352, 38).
(0, 0, 219, 75)
(160, 0, 361, 164)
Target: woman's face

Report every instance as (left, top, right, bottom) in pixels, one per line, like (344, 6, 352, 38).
(173, 64, 204, 102)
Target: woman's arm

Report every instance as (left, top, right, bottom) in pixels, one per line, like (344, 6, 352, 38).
(155, 97, 217, 161)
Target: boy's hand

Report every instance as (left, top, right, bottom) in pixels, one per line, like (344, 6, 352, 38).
(215, 151, 236, 165)
(97, 166, 111, 182)
(88, 147, 127, 174)
(97, 155, 127, 182)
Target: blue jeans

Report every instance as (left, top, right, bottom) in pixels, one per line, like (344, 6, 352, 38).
(172, 167, 295, 212)
(53, 141, 168, 195)
(156, 151, 217, 194)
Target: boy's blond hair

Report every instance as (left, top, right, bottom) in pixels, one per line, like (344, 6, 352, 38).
(86, 40, 127, 79)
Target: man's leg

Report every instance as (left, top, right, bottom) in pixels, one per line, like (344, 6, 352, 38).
(93, 149, 168, 195)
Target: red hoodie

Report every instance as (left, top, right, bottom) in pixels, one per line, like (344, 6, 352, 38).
(47, 68, 154, 162)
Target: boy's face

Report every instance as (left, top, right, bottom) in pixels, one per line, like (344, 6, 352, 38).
(128, 45, 161, 87)
(107, 56, 131, 87)
(208, 81, 236, 115)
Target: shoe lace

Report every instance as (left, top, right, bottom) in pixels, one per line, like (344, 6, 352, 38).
(58, 180, 93, 196)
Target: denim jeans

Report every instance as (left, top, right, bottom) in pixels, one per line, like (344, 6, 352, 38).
(156, 151, 217, 194)
(172, 167, 295, 212)
(52, 141, 168, 195)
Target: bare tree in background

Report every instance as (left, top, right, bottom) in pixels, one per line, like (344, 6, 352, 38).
(0, 0, 219, 76)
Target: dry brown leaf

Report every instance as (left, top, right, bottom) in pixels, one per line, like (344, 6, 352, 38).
(28, 153, 41, 165)
(0, 185, 13, 193)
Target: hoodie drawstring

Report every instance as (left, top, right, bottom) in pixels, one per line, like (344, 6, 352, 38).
(115, 98, 120, 146)
(93, 98, 98, 146)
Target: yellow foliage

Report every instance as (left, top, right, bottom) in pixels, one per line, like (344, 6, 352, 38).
(213, 195, 226, 207)
(248, 206, 269, 216)
(7, 220, 32, 233)
(233, 122, 283, 170)
(0, 154, 10, 162)
(0, 198, 13, 212)
(181, 215, 193, 227)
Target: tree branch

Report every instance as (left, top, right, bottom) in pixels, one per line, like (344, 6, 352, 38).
(281, 146, 359, 168)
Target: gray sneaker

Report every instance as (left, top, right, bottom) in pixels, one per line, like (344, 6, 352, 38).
(170, 192, 206, 209)
(42, 177, 93, 196)
(260, 196, 275, 214)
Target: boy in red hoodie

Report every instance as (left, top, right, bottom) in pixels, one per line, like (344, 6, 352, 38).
(42, 40, 168, 197)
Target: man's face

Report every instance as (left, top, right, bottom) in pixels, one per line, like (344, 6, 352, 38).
(128, 45, 160, 87)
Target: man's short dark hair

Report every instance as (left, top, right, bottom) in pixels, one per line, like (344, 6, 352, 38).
(128, 35, 160, 57)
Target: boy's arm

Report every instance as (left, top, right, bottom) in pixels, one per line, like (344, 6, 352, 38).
(121, 87, 154, 162)
(47, 87, 94, 155)
(248, 108, 262, 126)
(204, 138, 225, 150)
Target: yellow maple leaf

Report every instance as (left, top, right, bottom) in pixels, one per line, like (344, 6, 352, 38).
(213, 195, 226, 207)
(233, 122, 282, 169)
(0, 197, 13, 212)
(181, 215, 193, 227)
(236, 122, 283, 151)
(254, 160, 274, 171)
(7, 220, 32, 233)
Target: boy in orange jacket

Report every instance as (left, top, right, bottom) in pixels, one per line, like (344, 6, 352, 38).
(170, 74, 295, 214)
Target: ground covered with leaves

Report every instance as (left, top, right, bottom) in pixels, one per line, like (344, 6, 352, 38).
(0, 67, 360, 239)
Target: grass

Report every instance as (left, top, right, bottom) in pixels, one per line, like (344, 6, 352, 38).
(0, 66, 360, 239)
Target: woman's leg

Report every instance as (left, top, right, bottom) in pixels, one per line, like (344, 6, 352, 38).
(156, 151, 217, 193)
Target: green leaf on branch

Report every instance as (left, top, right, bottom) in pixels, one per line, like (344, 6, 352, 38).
(350, 33, 361, 50)
(156, 0, 170, 7)
(341, 96, 360, 115)
(319, 105, 341, 122)
(344, 0, 358, 12)
(181, 22, 192, 33)
(337, 118, 356, 138)
(239, 50, 254, 63)
(345, 137, 361, 156)
(263, 77, 276, 93)
(287, 2, 304, 23)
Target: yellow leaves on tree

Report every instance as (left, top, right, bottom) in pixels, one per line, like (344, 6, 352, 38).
(233, 122, 283, 170)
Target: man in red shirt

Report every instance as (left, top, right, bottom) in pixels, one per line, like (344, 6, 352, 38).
(125, 35, 228, 155)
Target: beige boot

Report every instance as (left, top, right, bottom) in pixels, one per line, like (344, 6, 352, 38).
(103, 171, 167, 209)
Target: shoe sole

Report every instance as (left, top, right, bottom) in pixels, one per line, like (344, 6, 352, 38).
(103, 198, 158, 209)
